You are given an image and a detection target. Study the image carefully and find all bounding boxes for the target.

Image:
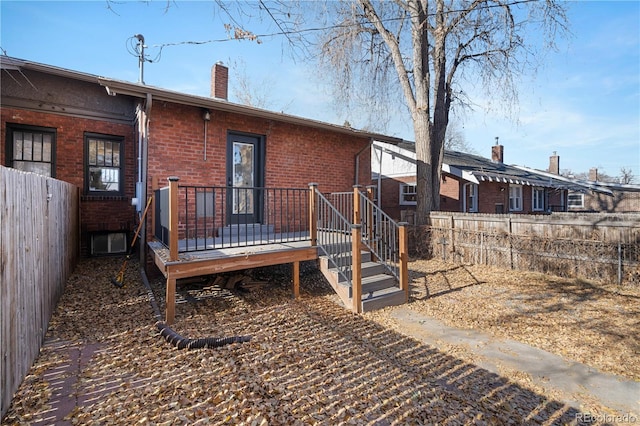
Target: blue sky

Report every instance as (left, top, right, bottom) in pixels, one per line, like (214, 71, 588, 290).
(1, 0, 639, 180)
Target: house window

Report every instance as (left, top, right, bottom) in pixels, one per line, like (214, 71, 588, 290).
(6, 124, 55, 177)
(91, 232, 127, 255)
(568, 193, 584, 209)
(85, 133, 123, 194)
(509, 185, 523, 211)
(399, 182, 417, 205)
(532, 188, 545, 211)
(468, 183, 478, 212)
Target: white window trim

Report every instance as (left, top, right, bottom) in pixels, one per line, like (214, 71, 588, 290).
(568, 193, 585, 209)
(468, 183, 478, 212)
(509, 185, 523, 212)
(399, 182, 417, 206)
(532, 188, 545, 212)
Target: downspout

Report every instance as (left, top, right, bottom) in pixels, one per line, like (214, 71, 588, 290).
(138, 93, 152, 265)
(462, 183, 468, 212)
(354, 138, 373, 186)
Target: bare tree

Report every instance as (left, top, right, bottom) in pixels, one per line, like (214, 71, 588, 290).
(620, 167, 635, 184)
(445, 122, 475, 153)
(308, 0, 569, 224)
(229, 58, 281, 109)
(156, 0, 568, 224)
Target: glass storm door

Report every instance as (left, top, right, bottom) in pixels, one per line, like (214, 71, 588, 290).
(226, 133, 264, 224)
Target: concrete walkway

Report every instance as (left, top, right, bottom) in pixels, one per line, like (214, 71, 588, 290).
(391, 307, 640, 417)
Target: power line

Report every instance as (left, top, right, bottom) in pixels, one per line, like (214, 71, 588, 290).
(131, 0, 540, 62)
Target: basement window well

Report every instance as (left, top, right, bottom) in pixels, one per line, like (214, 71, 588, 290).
(91, 232, 127, 255)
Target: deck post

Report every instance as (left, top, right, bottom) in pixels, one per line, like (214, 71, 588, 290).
(308, 183, 318, 246)
(166, 276, 176, 325)
(168, 176, 180, 262)
(352, 185, 362, 226)
(293, 261, 300, 299)
(398, 222, 409, 303)
(351, 223, 362, 313)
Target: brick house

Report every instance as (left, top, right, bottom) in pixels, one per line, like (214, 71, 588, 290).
(1, 56, 397, 264)
(372, 140, 610, 221)
(567, 168, 640, 213)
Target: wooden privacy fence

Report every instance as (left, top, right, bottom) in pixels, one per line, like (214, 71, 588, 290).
(411, 212, 640, 285)
(1, 166, 79, 418)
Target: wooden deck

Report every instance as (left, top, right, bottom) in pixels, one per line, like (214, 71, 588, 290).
(148, 239, 318, 324)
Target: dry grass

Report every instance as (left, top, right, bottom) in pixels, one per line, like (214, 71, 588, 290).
(3, 256, 635, 425)
(387, 259, 640, 380)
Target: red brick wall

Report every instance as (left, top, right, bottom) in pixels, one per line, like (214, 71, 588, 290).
(439, 174, 461, 212)
(146, 101, 371, 242)
(147, 103, 370, 191)
(1, 107, 137, 255)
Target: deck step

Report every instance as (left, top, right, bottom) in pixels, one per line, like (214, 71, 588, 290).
(317, 242, 406, 312)
(319, 251, 371, 271)
(332, 262, 387, 282)
(361, 288, 407, 312)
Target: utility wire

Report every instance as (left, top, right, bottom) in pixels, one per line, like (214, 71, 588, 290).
(128, 0, 539, 63)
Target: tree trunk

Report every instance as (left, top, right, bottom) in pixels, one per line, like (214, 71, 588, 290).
(414, 109, 435, 226)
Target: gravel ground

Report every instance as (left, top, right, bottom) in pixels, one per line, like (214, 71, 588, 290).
(3, 256, 635, 425)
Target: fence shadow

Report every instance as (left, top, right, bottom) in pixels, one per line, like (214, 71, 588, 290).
(409, 264, 486, 301)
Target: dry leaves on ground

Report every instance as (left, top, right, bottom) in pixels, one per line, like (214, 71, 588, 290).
(377, 259, 639, 380)
(2, 256, 630, 425)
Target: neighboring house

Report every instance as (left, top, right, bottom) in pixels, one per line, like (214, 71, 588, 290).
(3, 56, 412, 322)
(372, 140, 611, 221)
(567, 168, 640, 213)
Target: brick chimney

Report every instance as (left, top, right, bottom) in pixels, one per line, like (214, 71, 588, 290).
(548, 151, 560, 174)
(589, 167, 598, 181)
(491, 137, 503, 163)
(211, 62, 228, 100)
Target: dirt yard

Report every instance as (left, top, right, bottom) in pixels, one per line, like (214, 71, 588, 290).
(2, 256, 637, 425)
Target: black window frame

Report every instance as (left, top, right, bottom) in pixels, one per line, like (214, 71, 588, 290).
(5, 123, 57, 177)
(84, 132, 125, 196)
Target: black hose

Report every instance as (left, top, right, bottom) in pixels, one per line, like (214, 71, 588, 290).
(156, 321, 252, 349)
(140, 267, 252, 349)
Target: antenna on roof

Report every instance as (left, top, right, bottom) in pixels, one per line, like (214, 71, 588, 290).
(134, 34, 145, 84)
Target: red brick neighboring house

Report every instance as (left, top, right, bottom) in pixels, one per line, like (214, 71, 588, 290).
(1, 56, 397, 262)
(372, 140, 610, 221)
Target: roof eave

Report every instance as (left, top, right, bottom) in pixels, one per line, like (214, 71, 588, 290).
(99, 78, 403, 142)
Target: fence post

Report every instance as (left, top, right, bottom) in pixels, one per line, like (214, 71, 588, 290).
(308, 183, 318, 246)
(399, 222, 409, 303)
(352, 223, 362, 313)
(168, 176, 180, 262)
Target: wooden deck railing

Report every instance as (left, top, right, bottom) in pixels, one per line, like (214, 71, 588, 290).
(155, 177, 311, 260)
(314, 185, 409, 311)
(154, 178, 408, 309)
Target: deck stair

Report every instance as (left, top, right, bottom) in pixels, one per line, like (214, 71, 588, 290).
(318, 245, 407, 312)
